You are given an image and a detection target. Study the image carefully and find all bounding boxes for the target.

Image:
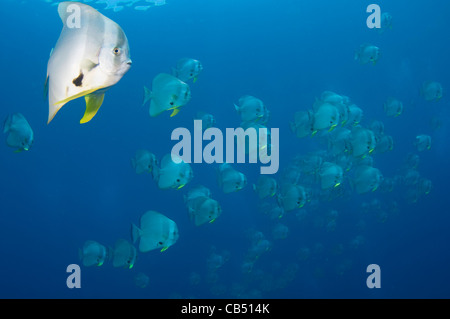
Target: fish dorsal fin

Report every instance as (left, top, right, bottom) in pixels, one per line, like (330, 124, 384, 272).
(80, 93, 105, 124)
(44, 75, 49, 100)
(161, 153, 179, 168)
(57, 2, 98, 26)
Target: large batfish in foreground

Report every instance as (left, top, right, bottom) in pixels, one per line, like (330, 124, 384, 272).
(45, 2, 132, 124)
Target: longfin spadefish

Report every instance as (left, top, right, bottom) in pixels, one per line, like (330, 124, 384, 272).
(170, 108, 180, 117)
(80, 93, 105, 124)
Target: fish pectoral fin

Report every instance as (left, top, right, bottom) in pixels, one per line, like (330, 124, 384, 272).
(80, 93, 105, 124)
(170, 108, 180, 117)
(81, 58, 99, 72)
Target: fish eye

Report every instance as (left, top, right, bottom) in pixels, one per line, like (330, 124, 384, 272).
(170, 102, 174, 106)
(113, 47, 121, 55)
(176, 179, 180, 182)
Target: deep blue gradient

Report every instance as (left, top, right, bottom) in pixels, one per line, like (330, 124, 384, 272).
(0, 0, 449, 298)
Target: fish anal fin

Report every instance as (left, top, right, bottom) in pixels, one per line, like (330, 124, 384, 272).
(80, 93, 105, 124)
(54, 88, 101, 106)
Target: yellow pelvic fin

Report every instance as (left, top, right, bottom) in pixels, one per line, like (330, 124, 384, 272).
(160, 247, 169, 252)
(80, 93, 105, 124)
(54, 88, 103, 106)
(193, 77, 198, 83)
(170, 108, 181, 117)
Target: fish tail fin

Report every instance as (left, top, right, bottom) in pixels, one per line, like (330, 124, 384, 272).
(106, 246, 114, 262)
(289, 121, 296, 133)
(131, 224, 142, 244)
(142, 86, 152, 106)
(152, 165, 160, 182)
(217, 171, 222, 188)
(3, 114, 12, 133)
(276, 193, 283, 208)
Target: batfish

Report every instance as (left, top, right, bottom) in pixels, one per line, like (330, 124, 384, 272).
(45, 2, 132, 124)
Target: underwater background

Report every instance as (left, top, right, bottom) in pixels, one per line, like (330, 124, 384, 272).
(0, 0, 449, 299)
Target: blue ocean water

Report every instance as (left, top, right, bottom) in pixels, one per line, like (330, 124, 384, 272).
(0, 0, 449, 299)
